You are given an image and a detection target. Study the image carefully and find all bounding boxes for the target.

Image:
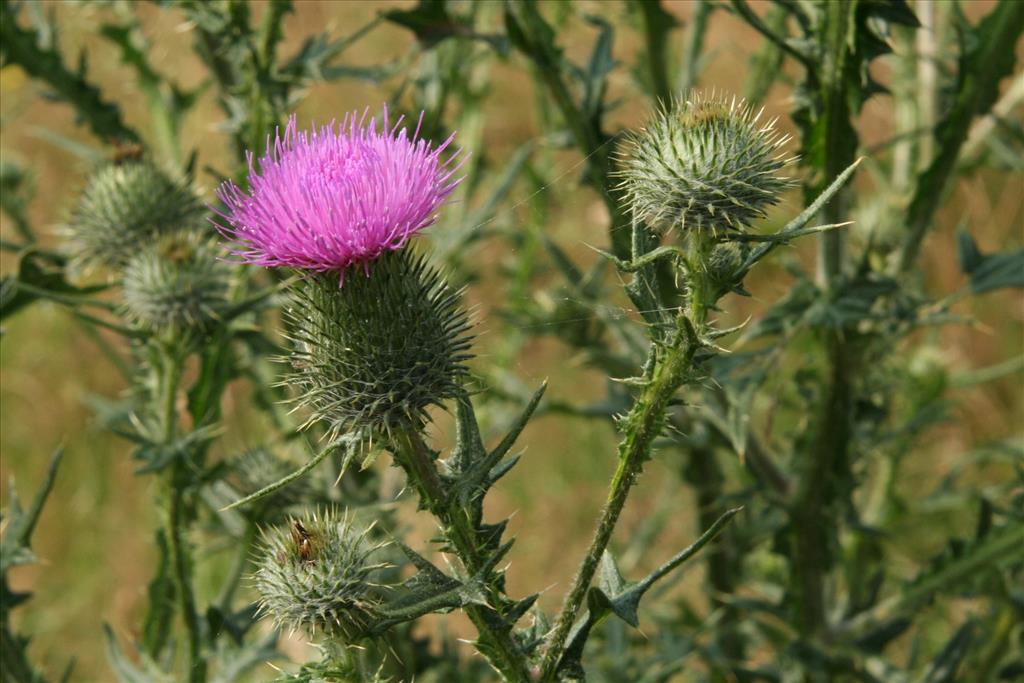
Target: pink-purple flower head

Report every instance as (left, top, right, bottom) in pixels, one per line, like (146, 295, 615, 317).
(215, 108, 463, 277)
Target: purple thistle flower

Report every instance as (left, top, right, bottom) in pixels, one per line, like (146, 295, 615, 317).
(214, 108, 462, 277)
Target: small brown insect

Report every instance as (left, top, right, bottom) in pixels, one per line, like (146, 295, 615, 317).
(111, 140, 144, 165)
(291, 520, 316, 564)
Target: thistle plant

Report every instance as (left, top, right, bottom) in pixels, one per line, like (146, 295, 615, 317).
(215, 109, 539, 682)
(3, 3, 1021, 683)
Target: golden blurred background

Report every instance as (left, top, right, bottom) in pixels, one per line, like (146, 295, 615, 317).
(1, 1, 1021, 679)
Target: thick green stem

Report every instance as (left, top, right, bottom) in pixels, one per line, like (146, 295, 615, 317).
(814, 0, 853, 288)
(539, 316, 697, 681)
(158, 349, 206, 683)
(392, 429, 531, 683)
(794, 0, 858, 642)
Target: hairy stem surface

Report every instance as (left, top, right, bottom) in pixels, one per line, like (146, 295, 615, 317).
(540, 316, 697, 680)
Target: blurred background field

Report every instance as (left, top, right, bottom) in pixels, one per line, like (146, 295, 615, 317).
(1, 1, 1021, 680)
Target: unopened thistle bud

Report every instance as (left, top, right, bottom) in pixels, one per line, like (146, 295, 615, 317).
(706, 241, 752, 297)
(288, 249, 472, 439)
(619, 93, 794, 234)
(122, 232, 232, 334)
(67, 160, 205, 272)
(255, 511, 391, 636)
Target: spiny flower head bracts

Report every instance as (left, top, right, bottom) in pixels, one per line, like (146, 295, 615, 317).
(618, 92, 795, 234)
(254, 509, 392, 636)
(215, 108, 463, 276)
(285, 249, 472, 440)
(67, 160, 206, 272)
(122, 231, 232, 334)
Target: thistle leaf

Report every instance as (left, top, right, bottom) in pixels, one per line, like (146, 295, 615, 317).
(555, 508, 741, 677)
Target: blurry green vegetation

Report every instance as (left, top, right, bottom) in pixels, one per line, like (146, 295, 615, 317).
(1, 0, 1022, 681)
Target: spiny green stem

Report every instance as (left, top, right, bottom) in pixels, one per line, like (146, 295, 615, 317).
(539, 316, 697, 682)
(795, 0, 858, 642)
(393, 429, 531, 683)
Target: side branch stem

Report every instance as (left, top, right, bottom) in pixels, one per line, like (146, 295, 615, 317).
(539, 317, 697, 681)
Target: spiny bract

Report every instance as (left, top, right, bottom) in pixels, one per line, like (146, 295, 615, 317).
(286, 249, 472, 439)
(254, 510, 391, 636)
(618, 93, 794, 234)
(122, 232, 232, 334)
(67, 160, 206, 272)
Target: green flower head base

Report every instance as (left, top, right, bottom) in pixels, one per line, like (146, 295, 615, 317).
(255, 510, 391, 636)
(286, 249, 472, 440)
(619, 92, 795, 234)
(122, 232, 232, 334)
(66, 160, 206, 273)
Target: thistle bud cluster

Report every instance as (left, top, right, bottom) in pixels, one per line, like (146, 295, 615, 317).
(619, 93, 794, 235)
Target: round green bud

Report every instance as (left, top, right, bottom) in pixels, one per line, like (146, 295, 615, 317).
(706, 241, 751, 295)
(287, 249, 472, 439)
(122, 232, 232, 334)
(619, 93, 794, 234)
(66, 160, 206, 272)
(255, 511, 391, 636)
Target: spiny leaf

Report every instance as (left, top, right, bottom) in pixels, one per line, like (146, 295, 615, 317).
(220, 437, 349, 511)
(900, 0, 1024, 271)
(0, 448, 63, 574)
(555, 508, 741, 677)
(955, 229, 1024, 294)
(386, 0, 509, 55)
(104, 624, 175, 683)
(0, 3, 138, 142)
